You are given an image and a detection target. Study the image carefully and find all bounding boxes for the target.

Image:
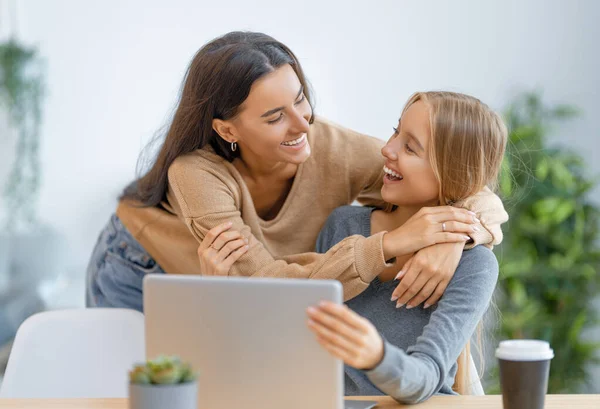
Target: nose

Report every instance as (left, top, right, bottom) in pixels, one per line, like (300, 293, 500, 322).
(290, 106, 311, 135)
(382, 141, 399, 161)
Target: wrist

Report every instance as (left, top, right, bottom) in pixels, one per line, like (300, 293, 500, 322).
(365, 336, 385, 371)
(382, 232, 399, 262)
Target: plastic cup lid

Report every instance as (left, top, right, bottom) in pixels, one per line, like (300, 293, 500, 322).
(495, 339, 554, 361)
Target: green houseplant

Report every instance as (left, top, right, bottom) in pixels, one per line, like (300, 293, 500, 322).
(0, 38, 47, 360)
(0, 39, 44, 233)
(491, 91, 600, 393)
(129, 355, 199, 409)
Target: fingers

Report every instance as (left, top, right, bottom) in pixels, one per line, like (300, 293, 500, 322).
(406, 278, 439, 309)
(314, 333, 355, 363)
(395, 257, 413, 281)
(306, 303, 366, 341)
(214, 238, 248, 263)
(435, 232, 472, 245)
(391, 268, 419, 305)
(199, 222, 233, 252)
(442, 221, 481, 234)
(307, 318, 357, 354)
(423, 206, 480, 224)
(424, 280, 449, 309)
(211, 230, 244, 251)
(395, 273, 429, 309)
(217, 244, 250, 272)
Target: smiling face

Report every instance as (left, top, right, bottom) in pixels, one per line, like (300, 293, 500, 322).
(381, 91, 508, 209)
(213, 64, 313, 167)
(381, 100, 440, 208)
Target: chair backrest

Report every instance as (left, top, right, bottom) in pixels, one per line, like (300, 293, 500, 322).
(467, 353, 485, 395)
(0, 308, 145, 398)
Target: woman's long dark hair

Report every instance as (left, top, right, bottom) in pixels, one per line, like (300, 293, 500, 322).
(121, 31, 314, 207)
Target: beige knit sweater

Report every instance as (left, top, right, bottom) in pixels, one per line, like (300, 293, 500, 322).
(117, 117, 508, 300)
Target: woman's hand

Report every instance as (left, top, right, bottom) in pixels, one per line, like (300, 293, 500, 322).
(382, 206, 480, 260)
(307, 301, 384, 370)
(391, 242, 464, 309)
(197, 222, 249, 275)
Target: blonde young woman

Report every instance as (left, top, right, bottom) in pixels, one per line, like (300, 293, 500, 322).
(202, 91, 505, 402)
(303, 92, 507, 403)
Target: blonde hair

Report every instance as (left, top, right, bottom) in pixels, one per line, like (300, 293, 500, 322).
(401, 91, 508, 394)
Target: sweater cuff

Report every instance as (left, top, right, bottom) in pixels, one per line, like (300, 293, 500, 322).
(365, 339, 398, 380)
(465, 224, 493, 249)
(354, 232, 393, 283)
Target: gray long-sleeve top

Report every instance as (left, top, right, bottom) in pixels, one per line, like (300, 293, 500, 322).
(315, 206, 498, 404)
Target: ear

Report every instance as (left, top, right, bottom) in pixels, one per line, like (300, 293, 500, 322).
(212, 118, 237, 143)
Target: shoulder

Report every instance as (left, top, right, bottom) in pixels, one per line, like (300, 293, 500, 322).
(166, 150, 242, 217)
(167, 149, 234, 187)
(310, 116, 384, 163)
(452, 246, 499, 290)
(315, 205, 374, 253)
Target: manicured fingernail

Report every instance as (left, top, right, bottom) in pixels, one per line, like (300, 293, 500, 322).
(473, 217, 480, 223)
(468, 211, 477, 216)
(464, 235, 471, 240)
(244, 245, 249, 250)
(406, 305, 414, 310)
(396, 303, 404, 309)
(395, 271, 404, 280)
(307, 307, 316, 314)
(472, 226, 480, 232)
(226, 221, 233, 226)
(244, 238, 249, 244)
(391, 295, 398, 302)
(424, 304, 431, 309)
(319, 301, 329, 308)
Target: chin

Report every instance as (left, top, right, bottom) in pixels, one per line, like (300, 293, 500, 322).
(282, 142, 311, 164)
(381, 186, 402, 206)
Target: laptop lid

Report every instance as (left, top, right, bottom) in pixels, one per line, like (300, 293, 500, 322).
(144, 275, 344, 409)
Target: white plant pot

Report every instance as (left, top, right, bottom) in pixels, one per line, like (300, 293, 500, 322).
(129, 382, 198, 409)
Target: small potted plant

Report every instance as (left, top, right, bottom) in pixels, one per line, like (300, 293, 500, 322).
(129, 355, 199, 409)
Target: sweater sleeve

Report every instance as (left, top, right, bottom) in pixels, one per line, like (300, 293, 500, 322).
(364, 246, 499, 404)
(454, 186, 509, 249)
(167, 158, 392, 301)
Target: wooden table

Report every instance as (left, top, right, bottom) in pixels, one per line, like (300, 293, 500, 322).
(0, 395, 598, 408)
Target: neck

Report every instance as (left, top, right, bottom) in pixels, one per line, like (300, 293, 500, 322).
(384, 199, 440, 229)
(236, 150, 295, 182)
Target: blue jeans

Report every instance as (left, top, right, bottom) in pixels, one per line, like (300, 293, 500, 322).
(86, 214, 166, 312)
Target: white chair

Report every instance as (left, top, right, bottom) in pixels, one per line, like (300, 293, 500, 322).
(467, 353, 485, 395)
(0, 308, 145, 398)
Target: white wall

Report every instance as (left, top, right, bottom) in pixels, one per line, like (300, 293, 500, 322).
(5, 0, 600, 389)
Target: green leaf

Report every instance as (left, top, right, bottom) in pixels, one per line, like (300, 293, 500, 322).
(551, 104, 580, 119)
(535, 157, 550, 181)
(568, 312, 587, 345)
(551, 160, 576, 190)
(552, 200, 576, 224)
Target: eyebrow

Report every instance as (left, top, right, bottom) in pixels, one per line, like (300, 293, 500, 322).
(396, 118, 425, 152)
(260, 85, 304, 118)
(406, 131, 425, 152)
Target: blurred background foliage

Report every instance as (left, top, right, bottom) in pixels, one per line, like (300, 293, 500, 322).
(490, 91, 600, 393)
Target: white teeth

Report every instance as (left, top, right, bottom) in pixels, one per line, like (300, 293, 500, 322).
(384, 166, 403, 179)
(281, 135, 306, 146)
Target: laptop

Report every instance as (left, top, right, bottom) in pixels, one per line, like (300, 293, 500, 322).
(144, 275, 378, 409)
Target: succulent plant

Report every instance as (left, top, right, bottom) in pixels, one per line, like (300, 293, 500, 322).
(129, 355, 198, 385)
